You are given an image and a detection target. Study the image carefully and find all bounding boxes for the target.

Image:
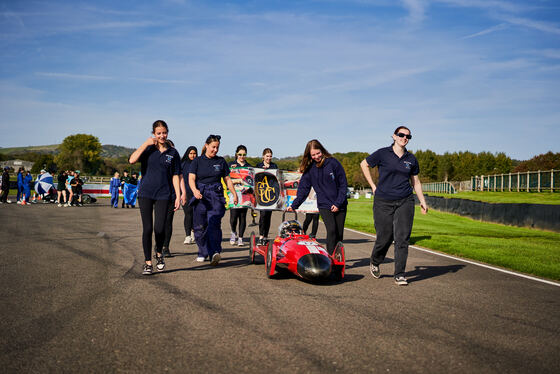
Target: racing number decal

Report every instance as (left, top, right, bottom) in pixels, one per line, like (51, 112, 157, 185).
(305, 245, 322, 254)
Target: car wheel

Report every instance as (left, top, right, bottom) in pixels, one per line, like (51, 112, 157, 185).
(82, 194, 92, 204)
(293, 181, 298, 188)
(249, 232, 256, 264)
(265, 241, 276, 278)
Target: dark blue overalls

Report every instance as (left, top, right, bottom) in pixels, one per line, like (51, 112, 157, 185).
(190, 182, 226, 259)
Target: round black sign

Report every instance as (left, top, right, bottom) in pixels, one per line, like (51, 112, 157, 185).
(255, 172, 280, 207)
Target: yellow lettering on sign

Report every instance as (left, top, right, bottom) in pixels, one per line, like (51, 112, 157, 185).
(257, 175, 276, 203)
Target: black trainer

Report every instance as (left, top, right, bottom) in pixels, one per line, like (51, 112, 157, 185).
(156, 255, 165, 271)
(142, 264, 153, 275)
(370, 262, 381, 279)
(162, 247, 172, 258)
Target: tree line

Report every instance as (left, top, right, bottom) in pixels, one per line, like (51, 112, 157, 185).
(3, 134, 558, 186)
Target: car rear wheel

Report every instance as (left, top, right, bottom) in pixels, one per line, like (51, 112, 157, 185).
(265, 241, 276, 278)
(249, 232, 256, 264)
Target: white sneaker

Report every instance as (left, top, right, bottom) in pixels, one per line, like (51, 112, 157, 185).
(196, 256, 205, 262)
(6, 200, 11, 204)
(184, 236, 191, 244)
(210, 253, 221, 266)
(17, 201, 21, 205)
(230, 232, 237, 245)
(237, 237, 243, 246)
(58, 203, 62, 207)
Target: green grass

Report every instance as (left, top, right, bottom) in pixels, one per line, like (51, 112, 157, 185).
(425, 191, 560, 205)
(346, 199, 560, 280)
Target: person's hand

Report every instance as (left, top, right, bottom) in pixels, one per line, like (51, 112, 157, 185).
(331, 205, 339, 212)
(143, 136, 157, 148)
(233, 194, 239, 205)
(174, 196, 181, 211)
(193, 189, 202, 199)
(286, 206, 293, 212)
(180, 193, 187, 206)
(420, 202, 428, 214)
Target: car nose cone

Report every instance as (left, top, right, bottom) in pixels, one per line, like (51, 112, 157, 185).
(297, 254, 332, 280)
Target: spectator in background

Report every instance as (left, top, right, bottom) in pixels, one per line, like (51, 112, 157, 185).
(126, 172, 139, 208)
(110, 172, 121, 208)
(0, 167, 10, 204)
(16, 167, 24, 203)
(120, 170, 130, 208)
(57, 170, 68, 207)
(22, 170, 32, 205)
(71, 170, 84, 206)
(65, 170, 74, 207)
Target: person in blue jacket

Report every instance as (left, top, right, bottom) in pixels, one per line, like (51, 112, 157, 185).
(188, 135, 238, 265)
(255, 147, 278, 245)
(22, 170, 32, 204)
(109, 172, 121, 208)
(288, 139, 348, 255)
(129, 120, 183, 275)
(360, 125, 428, 286)
(16, 167, 24, 203)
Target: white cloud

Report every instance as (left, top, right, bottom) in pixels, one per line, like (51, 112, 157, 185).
(461, 23, 508, 39)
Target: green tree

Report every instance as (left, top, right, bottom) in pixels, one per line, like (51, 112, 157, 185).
(514, 152, 560, 172)
(414, 149, 438, 182)
(30, 154, 57, 173)
(55, 134, 102, 175)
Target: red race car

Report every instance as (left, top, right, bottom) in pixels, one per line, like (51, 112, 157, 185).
(248, 215, 345, 281)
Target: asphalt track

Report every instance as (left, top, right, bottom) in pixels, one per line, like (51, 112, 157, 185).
(1, 200, 559, 373)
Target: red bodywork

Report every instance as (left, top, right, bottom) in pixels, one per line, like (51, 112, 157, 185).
(249, 231, 345, 281)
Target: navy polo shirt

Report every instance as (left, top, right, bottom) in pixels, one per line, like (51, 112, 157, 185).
(291, 157, 348, 210)
(256, 161, 278, 169)
(138, 145, 182, 200)
(228, 160, 252, 168)
(189, 154, 229, 185)
(366, 146, 420, 200)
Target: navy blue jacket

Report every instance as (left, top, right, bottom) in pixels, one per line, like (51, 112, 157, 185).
(366, 145, 420, 200)
(291, 157, 348, 210)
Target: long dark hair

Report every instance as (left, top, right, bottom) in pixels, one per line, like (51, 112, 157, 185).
(298, 139, 332, 173)
(181, 146, 198, 162)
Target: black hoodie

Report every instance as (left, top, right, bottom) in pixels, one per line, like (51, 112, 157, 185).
(181, 146, 198, 197)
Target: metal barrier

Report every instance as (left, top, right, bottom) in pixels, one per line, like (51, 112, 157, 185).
(471, 169, 560, 192)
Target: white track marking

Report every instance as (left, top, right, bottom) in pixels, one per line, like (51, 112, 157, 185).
(343, 227, 560, 287)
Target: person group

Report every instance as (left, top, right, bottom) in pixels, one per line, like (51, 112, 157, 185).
(109, 170, 139, 208)
(129, 120, 428, 286)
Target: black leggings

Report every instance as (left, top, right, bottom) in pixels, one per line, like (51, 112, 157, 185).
(303, 213, 319, 237)
(230, 208, 248, 237)
(163, 202, 175, 249)
(139, 197, 170, 261)
(318, 208, 346, 255)
(258, 210, 272, 237)
(183, 203, 194, 235)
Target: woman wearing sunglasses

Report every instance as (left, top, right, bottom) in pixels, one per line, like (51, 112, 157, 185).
(360, 125, 428, 286)
(189, 135, 238, 265)
(228, 145, 252, 246)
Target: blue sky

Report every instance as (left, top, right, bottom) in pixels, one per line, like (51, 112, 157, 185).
(1, 0, 559, 160)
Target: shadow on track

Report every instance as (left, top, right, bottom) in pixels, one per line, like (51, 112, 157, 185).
(407, 264, 465, 283)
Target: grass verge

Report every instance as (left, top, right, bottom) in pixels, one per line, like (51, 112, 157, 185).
(347, 200, 560, 280)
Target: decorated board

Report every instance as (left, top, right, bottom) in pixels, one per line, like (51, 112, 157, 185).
(227, 167, 256, 209)
(224, 167, 318, 213)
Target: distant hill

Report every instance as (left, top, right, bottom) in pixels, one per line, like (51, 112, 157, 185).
(0, 144, 135, 158)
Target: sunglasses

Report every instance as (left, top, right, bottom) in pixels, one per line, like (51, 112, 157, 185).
(206, 134, 221, 142)
(237, 153, 246, 156)
(396, 132, 412, 140)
